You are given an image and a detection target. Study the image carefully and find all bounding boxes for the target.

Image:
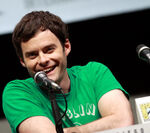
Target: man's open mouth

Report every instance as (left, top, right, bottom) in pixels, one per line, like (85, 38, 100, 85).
(43, 65, 56, 74)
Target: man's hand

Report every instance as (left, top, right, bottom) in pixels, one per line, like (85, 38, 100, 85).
(63, 126, 82, 133)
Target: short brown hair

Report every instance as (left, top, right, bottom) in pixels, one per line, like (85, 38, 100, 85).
(12, 11, 69, 59)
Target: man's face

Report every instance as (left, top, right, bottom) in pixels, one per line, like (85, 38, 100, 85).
(20, 30, 71, 84)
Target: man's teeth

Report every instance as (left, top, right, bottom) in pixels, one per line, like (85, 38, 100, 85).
(43, 68, 52, 73)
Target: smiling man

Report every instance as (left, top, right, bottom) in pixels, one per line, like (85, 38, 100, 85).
(20, 29, 71, 93)
(2, 11, 134, 133)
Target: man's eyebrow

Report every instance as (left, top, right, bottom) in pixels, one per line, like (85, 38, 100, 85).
(43, 43, 57, 49)
(25, 50, 37, 56)
(44, 43, 56, 48)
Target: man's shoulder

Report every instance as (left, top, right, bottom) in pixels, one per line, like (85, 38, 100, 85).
(6, 77, 34, 85)
(68, 61, 107, 72)
(4, 77, 35, 92)
(67, 61, 108, 80)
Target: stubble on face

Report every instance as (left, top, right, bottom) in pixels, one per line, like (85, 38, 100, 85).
(20, 30, 71, 88)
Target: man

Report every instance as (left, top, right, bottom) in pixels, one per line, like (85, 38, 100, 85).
(2, 11, 134, 133)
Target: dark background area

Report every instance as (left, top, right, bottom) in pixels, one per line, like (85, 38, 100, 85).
(1, 9, 150, 118)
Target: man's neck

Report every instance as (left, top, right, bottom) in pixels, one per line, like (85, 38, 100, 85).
(59, 71, 70, 93)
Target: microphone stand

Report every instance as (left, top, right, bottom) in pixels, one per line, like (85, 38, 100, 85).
(48, 89, 64, 133)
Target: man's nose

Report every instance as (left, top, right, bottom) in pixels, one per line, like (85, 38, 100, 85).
(38, 52, 49, 66)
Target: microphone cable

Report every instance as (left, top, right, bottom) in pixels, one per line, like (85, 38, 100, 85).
(55, 89, 68, 125)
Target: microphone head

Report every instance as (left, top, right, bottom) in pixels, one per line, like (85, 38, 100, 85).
(136, 44, 150, 57)
(34, 71, 47, 84)
(136, 44, 150, 63)
(34, 71, 61, 90)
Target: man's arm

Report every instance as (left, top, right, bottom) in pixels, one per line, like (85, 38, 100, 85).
(64, 89, 134, 133)
(18, 116, 57, 133)
(17, 115, 80, 133)
(18, 89, 133, 133)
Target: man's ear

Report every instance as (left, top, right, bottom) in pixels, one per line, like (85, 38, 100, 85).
(19, 57, 26, 67)
(64, 38, 71, 56)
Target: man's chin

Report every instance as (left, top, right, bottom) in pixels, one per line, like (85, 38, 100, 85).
(47, 75, 58, 83)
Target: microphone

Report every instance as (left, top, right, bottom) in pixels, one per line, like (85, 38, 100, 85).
(34, 71, 61, 90)
(136, 44, 150, 64)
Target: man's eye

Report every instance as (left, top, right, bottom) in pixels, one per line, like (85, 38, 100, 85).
(45, 47, 55, 53)
(27, 53, 37, 59)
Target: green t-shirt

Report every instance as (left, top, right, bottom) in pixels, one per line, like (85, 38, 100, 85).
(2, 62, 128, 133)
